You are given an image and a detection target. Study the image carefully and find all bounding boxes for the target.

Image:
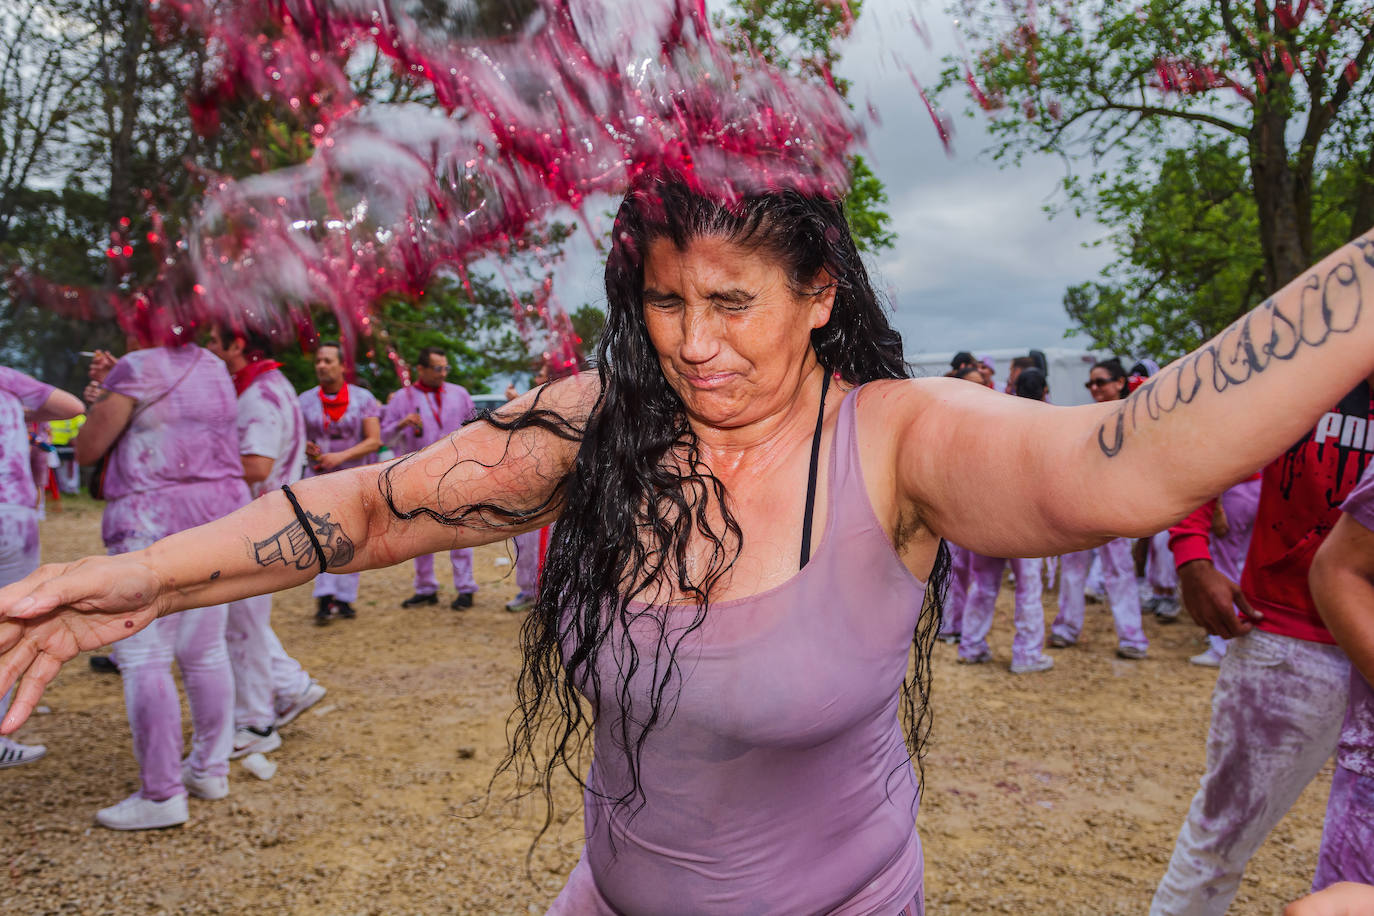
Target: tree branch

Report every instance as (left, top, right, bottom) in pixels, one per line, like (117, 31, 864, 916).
(1092, 101, 1249, 137)
(1218, 0, 1252, 55)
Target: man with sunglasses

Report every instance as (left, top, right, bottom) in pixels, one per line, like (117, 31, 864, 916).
(383, 347, 480, 611)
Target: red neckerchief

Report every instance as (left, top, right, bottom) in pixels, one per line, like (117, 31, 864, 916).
(232, 359, 282, 396)
(319, 384, 349, 425)
(416, 381, 443, 427)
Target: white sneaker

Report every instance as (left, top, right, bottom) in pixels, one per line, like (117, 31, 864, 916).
(1010, 656, 1055, 674)
(95, 793, 188, 830)
(181, 762, 229, 800)
(275, 680, 326, 730)
(0, 736, 47, 769)
(1190, 648, 1224, 668)
(230, 726, 282, 759)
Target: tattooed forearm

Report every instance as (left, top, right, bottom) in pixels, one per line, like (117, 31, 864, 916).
(252, 510, 356, 570)
(1097, 239, 1371, 457)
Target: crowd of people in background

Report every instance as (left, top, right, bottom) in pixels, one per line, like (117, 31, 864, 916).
(938, 351, 1174, 670)
(2, 333, 1372, 910)
(937, 346, 1374, 912)
(0, 333, 546, 832)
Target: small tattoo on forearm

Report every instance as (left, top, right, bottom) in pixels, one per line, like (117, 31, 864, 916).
(210, 570, 221, 580)
(1097, 247, 1367, 458)
(253, 511, 356, 571)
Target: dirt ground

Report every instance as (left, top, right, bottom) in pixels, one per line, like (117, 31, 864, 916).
(1, 497, 1333, 914)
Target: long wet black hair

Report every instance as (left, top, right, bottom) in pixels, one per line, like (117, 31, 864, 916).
(384, 175, 950, 846)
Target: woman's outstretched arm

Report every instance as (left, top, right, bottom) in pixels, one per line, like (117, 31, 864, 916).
(886, 228, 1374, 559)
(0, 374, 595, 732)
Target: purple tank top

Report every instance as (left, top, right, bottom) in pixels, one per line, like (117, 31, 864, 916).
(552, 385, 929, 914)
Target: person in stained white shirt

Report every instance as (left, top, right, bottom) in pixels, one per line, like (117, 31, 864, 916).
(206, 326, 326, 759)
(383, 347, 481, 610)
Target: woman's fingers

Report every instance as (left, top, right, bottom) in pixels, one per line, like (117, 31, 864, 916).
(1, 650, 63, 734)
(0, 634, 38, 697)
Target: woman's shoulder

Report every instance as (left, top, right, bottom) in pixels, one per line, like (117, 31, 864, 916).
(851, 376, 961, 417)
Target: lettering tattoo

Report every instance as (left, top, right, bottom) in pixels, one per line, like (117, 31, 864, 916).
(252, 509, 356, 571)
(1097, 240, 1371, 458)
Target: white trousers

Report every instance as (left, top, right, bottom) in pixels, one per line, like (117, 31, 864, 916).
(226, 594, 311, 730)
(1150, 629, 1349, 915)
(0, 505, 40, 730)
(312, 571, 359, 603)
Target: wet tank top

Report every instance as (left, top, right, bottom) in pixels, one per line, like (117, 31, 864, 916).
(550, 384, 930, 914)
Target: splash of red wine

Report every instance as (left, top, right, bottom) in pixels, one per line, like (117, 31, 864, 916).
(183, 0, 860, 368)
(12, 0, 862, 378)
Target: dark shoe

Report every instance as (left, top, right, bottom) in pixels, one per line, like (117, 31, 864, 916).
(451, 592, 475, 610)
(334, 601, 356, 619)
(89, 655, 120, 674)
(1047, 634, 1076, 649)
(1116, 646, 1148, 660)
(314, 597, 333, 626)
(400, 592, 439, 608)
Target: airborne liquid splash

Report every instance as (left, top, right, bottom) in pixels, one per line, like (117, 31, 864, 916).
(36, 0, 862, 374)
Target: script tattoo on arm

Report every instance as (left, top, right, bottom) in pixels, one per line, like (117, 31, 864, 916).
(252, 509, 356, 570)
(1096, 238, 1372, 458)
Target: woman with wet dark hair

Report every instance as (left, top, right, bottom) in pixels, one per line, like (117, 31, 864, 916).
(5, 177, 1374, 912)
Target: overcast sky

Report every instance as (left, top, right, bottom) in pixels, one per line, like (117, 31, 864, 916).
(548, 0, 1115, 358)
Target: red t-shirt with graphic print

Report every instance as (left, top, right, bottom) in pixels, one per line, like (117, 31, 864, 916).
(1241, 381, 1374, 644)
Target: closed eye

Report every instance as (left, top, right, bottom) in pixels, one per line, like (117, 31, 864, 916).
(709, 289, 756, 311)
(643, 287, 682, 310)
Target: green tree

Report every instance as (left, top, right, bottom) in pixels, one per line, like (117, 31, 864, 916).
(716, 0, 896, 252)
(947, 1, 1374, 356)
(1, 0, 575, 390)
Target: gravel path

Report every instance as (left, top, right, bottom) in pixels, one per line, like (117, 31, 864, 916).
(1, 498, 1330, 913)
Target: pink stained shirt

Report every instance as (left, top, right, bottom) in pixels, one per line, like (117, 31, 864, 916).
(380, 381, 476, 455)
(550, 386, 929, 915)
(1168, 475, 1263, 584)
(99, 346, 250, 551)
(1336, 462, 1374, 779)
(298, 383, 381, 476)
(0, 366, 55, 510)
(237, 367, 307, 498)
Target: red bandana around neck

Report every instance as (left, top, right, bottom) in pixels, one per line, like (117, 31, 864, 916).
(232, 359, 282, 396)
(319, 384, 349, 423)
(416, 380, 443, 407)
(415, 381, 444, 428)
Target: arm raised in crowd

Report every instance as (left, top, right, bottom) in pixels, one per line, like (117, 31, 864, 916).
(1311, 511, 1374, 686)
(29, 389, 83, 424)
(888, 229, 1374, 559)
(0, 374, 594, 732)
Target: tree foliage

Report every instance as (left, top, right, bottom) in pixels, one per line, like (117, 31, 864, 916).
(0, 0, 578, 393)
(716, 0, 896, 253)
(946, 0, 1374, 358)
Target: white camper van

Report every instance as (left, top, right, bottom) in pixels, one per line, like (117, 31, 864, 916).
(906, 348, 1104, 407)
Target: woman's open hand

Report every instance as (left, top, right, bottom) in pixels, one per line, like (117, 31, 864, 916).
(0, 556, 164, 733)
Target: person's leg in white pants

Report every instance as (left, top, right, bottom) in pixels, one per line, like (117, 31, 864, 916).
(1008, 557, 1049, 670)
(1150, 630, 1350, 915)
(111, 603, 235, 800)
(0, 505, 44, 765)
(226, 594, 309, 731)
(1052, 549, 1093, 645)
(958, 554, 1005, 663)
(313, 571, 360, 603)
(1100, 537, 1148, 653)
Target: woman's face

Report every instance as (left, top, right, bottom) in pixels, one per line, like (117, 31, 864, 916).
(641, 235, 834, 429)
(1087, 368, 1124, 403)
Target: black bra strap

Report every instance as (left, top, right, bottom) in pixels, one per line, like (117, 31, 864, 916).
(799, 372, 832, 569)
